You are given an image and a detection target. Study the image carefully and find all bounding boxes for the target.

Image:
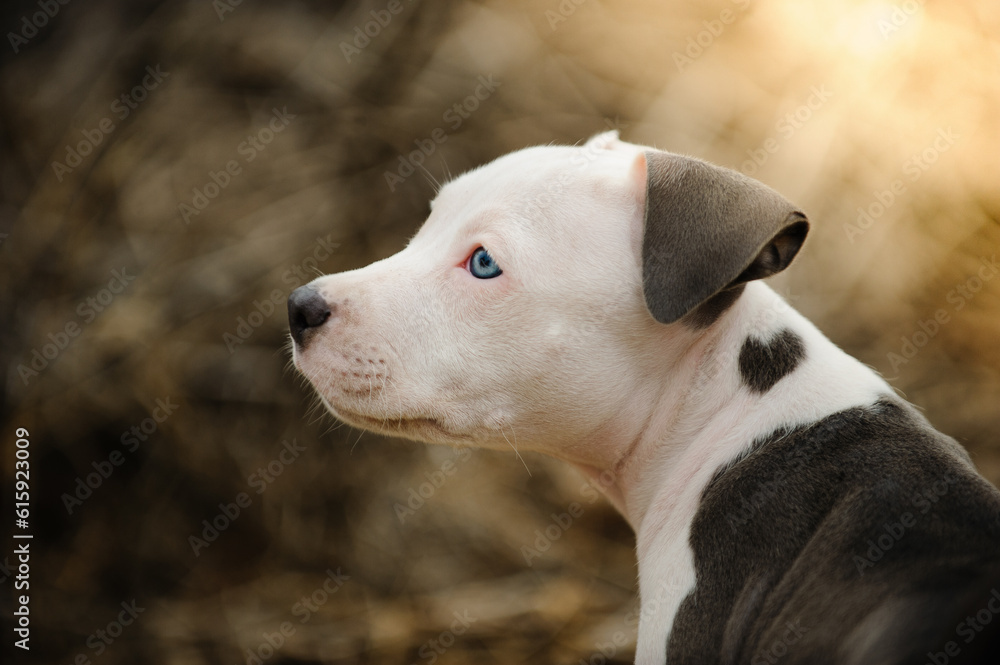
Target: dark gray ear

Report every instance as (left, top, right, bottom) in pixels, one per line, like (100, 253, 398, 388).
(640, 150, 809, 325)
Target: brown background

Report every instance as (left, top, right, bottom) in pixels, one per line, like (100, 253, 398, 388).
(2, 0, 999, 663)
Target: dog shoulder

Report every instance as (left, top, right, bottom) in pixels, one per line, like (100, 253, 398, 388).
(667, 398, 1000, 664)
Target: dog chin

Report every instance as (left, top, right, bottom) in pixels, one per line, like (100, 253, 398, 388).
(324, 400, 471, 443)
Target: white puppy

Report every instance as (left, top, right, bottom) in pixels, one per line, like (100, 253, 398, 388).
(289, 132, 1000, 665)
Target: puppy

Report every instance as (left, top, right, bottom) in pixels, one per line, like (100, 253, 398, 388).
(289, 132, 1000, 665)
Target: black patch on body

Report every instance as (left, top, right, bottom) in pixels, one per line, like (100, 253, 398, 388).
(738, 329, 806, 393)
(665, 399, 1000, 665)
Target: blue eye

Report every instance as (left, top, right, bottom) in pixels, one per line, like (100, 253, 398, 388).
(469, 247, 503, 279)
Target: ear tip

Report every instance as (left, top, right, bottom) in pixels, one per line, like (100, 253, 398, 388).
(786, 212, 810, 236)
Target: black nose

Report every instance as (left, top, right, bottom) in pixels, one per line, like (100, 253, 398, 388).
(288, 286, 332, 347)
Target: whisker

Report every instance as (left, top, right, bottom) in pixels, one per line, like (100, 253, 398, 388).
(386, 377, 404, 428)
(418, 162, 442, 194)
(501, 422, 530, 477)
(350, 427, 365, 453)
(441, 156, 454, 187)
(377, 374, 391, 426)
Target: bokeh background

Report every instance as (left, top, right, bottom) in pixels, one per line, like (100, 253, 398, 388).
(2, 0, 999, 663)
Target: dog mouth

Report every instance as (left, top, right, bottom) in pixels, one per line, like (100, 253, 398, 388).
(297, 344, 471, 442)
(330, 404, 470, 442)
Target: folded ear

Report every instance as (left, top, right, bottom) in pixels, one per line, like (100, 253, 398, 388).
(637, 150, 809, 326)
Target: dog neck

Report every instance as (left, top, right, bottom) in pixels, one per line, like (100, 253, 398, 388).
(572, 282, 893, 663)
(578, 282, 890, 537)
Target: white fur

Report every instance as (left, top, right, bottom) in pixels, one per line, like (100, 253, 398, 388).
(628, 283, 890, 664)
(291, 134, 895, 664)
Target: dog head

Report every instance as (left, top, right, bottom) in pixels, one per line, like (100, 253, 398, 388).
(288, 132, 807, 463)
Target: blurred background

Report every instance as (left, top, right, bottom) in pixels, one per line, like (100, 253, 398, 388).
(1, 0, 999, 663)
